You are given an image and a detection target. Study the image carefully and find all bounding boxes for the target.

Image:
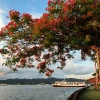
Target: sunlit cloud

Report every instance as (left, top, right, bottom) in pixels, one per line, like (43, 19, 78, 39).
(0, 72, 5, 76)
(64, 58, 94, 73)
(64, 74, 93, 80)
(0, 58, 5, 64)
(0, 9, 6, 29)
(31, 12, 42, 18)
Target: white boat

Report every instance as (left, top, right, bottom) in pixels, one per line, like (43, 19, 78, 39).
(0, 84, 7, 86)
(41, 83, 45, 85)
(52, 80, 86, 87)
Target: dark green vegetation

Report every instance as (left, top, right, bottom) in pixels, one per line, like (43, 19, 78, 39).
(0, 78, 84, 85)
(77, 86, 100, 100)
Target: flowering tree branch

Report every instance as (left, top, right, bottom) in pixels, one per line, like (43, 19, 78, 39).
(0, 0, 100, 80)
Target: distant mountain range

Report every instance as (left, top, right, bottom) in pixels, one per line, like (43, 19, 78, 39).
(0, 77, 85, 85)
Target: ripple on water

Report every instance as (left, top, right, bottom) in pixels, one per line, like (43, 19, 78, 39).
(0, 85, 82, 100)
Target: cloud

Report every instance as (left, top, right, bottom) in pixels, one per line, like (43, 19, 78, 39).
(64, 74, 93, 79)
(31, 12, 42, 18)
(0, 9, 6, 29)
(64, 59, 94, 74)
(0, 58, 46, 79)
(0, 57, 5, 63)
(0, 4, 9, 30)
(0, 57, 95, 79)
(0, 67, 46, 79)
(0, 72, 5, 76)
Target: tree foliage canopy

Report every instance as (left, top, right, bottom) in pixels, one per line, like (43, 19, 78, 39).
(0, 0, 100, 76)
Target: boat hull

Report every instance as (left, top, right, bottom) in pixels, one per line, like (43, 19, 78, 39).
(52, 85, 86, 87)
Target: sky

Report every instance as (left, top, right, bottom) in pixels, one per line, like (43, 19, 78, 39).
(0, 0, 95, 80)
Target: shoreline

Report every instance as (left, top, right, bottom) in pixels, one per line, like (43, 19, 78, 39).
(67, 86, 88, 100)
(77, 86, 100, 100)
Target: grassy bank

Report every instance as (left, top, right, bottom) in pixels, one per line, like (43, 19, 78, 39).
(77, 86, 100, 100)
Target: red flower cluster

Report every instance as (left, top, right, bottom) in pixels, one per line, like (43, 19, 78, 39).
(20, 58, 26, 65)
(9, 10, 20, 20)
(60, 60, 66, 66)
(34, 14, 49, 31)
(45, 68, 54, 76)
(45, 70, 54, 77)
(0, 49, 3, 53)
(43, 53, 50, 59)
(22, 13, 32, 21)
(21, 13, 34, 26)
(0, 27, 5, 35)
(87, 12, 92, 17)
(37, 61, 46, 69)
(63, 1, 68, 13)
(0, 21, 18, 36)
(34, 14, 61, 33)
(48, 0, 52, 6)
(22, 13, 32, 18)
(6, 21, 17, 29)
(82, 0, 86, 2)
(30, 46, 42, 56)
(69, 0, 75, 4)
(5, 21, 17, 35)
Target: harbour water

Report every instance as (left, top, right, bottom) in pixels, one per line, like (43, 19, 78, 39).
(0, 85, 82, 100)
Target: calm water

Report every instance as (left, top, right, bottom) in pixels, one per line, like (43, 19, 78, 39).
(0, 85, 82, 100)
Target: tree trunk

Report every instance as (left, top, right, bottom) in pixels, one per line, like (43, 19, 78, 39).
(94, 61, 99, 89)
(90, 46, 100, 90)
(96, 51, 100, 89)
